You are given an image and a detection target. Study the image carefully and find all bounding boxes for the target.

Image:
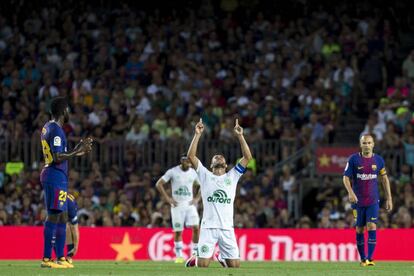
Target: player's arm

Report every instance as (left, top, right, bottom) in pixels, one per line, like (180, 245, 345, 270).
(343, 158, 358, 203)
(66, 223, 79, 256)
(343, 176, 358, 203)
(234, 119, 253, 168)
(187, 119, 204, 170)
(155, 178, 177, 207)
(379, 172, 393, 212)
(53, 137, 93, 163)
(190, 180, 201, 205)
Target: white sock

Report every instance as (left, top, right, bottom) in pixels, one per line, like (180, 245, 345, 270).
(192, 243, 198, 255)
(174, 241, 183, 258)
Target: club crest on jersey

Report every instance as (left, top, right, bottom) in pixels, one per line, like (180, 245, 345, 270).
(372, 164, 377, 171)
(224, 178, 231, 186)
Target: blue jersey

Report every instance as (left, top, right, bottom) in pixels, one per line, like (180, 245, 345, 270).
(67, 194, 78, 224)
(344, 153, 386, 207)
(40, 121, 68, 183)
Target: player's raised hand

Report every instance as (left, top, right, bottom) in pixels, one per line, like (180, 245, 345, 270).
(195, 118, 204, 135)
(348, 192, 358, 204)
(234, 118, 243, 136)
(385, 198, 393, 212)
(74, 137, 93, 156)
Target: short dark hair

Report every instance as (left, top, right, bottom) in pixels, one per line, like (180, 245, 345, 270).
(50, 97, 68, 118)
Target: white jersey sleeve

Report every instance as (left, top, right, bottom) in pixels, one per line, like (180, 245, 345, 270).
(195, 160, 209, 186)
(161, 168, 173, 183)
(227, 163, 247, 183)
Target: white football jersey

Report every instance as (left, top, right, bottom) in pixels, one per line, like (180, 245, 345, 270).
(161, 165, 199, 207)
(196, 160, 245, 230)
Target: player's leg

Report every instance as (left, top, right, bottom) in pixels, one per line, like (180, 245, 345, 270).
(217, 229, 240, 268)
(354, 206, 367, 266)
(55, 209, 73, 268)
(41, 182, 68, 268)
(366, 203, 379, 266)
(52, 184, 73, 268)
(171, 207, 185, 263)
(186, 205, 200, 255)
(186, 228, 216, 268)
(190, 225, 200, 255)
(66, 223, 76, 263)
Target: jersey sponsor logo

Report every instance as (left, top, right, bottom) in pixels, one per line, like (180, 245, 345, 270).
(174, 186, 191, 197)
(371, 164, 377, 171)
(356, 173, 377, 180)
(207, 189, 231, 204)
(53, 136, 62, 146)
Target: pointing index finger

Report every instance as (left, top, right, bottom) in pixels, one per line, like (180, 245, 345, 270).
(236, 118, 239, 126)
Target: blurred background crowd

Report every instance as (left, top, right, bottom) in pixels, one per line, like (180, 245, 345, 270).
(0, 0, 413, 229)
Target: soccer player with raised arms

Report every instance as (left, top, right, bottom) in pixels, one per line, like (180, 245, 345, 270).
(156, 155, 201, 263)
(185, 118, 252, 268)
(343, 134, 393, 266)
(40, 97, 92, 268)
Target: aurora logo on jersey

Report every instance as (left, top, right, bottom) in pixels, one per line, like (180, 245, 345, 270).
(174, 186, 191, 196)
(207, 189, 231, 204)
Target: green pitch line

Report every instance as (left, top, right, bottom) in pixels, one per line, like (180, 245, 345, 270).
(0, 261, 412, 276)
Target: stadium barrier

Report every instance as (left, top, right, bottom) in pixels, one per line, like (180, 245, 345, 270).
(0, 138, 289, 173)
(0, 227, 412, 261)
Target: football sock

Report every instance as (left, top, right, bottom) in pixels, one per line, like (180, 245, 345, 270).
(192, 243, 198, 255)
(55, 223, 67, 258)
(174, 241, 183, 258)
(67, 244, 75, 257)
(356, 233, 366, 260)
(367, 230, 376, 260)
(43, 221, 57, 259)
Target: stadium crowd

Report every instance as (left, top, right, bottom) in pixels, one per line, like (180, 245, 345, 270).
(0, 0, 413, 228)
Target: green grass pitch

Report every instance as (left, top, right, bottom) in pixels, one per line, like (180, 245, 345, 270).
(0, 261, 413, 276)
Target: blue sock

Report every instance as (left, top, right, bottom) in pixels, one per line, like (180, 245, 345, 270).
(356, 233, 366, 260)
(55, 223, 67, 259)
(367, 230, 376, 260)
(43, 221, 57, 259)
(67, 244, 75, 257)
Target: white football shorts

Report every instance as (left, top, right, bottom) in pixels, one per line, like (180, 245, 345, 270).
(198, 228, 239, 259)
(171, 205, 199, 232)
